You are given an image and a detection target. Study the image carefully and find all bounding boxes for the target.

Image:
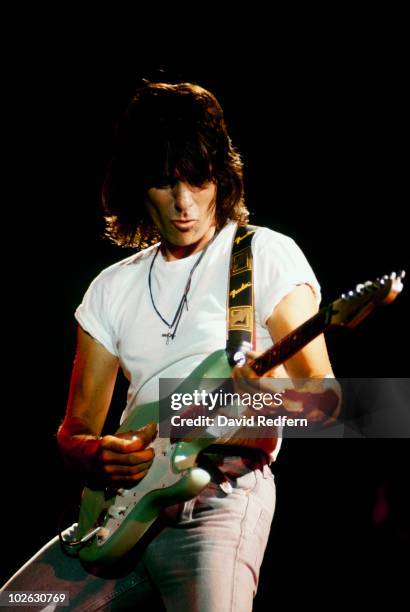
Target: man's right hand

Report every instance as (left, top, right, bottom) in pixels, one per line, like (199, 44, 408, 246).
(57, 421, 157, 490)
(98, 422, 157, 487)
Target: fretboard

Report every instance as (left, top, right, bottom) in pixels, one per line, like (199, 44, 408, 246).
(250, 305, 333, 375)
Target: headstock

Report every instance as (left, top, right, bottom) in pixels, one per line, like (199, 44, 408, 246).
(330, 271, 405, 329)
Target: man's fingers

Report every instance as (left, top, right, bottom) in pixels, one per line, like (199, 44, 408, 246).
(245, 351, 261, 360)
(135, 421, 158, 444)
(104, 459, 154, 476)
(101, 422, 157, 453)
(101, 447, 155, 465)
(101, 435, 145, 453)
(232, 363, 258, 379)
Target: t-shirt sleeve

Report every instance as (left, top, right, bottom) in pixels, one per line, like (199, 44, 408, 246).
(74, 272, 118, 356)
(253, 228, 321, 327)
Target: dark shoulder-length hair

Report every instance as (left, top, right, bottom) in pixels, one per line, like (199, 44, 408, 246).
(102, 81, 248, 248)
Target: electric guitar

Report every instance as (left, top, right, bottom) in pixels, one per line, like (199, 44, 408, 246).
(62, 271, 405, 567)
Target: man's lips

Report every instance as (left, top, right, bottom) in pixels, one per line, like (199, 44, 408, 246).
(172, 220, 197, 230)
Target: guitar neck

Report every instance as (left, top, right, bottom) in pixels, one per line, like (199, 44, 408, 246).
(250, 305, 333, 375)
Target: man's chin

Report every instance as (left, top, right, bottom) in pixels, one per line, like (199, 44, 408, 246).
(168, 226, 200, 245)
(162, 222, 216, 252)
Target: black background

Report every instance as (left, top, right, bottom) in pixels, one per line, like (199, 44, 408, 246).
(3, 15, 409, 607)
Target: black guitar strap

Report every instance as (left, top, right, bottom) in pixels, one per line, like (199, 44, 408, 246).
(226, 224, 258, 366)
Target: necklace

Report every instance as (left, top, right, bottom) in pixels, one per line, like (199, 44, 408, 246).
(148, 234, 217, 343)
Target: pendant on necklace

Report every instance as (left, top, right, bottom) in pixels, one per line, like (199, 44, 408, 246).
(162, 329, 175, 344)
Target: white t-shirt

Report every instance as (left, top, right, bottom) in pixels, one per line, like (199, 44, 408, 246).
(75, 222, 321, 460)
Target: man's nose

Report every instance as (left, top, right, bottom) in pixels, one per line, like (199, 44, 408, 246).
(173, 182, 194, 212)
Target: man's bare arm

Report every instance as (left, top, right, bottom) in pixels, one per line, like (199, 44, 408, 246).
(57, 326, 156, 488)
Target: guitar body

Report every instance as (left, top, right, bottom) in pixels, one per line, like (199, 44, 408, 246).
(77, 348, 232, 566)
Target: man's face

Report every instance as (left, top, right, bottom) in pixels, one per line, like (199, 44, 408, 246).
(145, 180, 217, 253)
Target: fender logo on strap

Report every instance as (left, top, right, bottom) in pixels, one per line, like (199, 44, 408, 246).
(234, 230, 256, 246)
(229, 282, 252, 299)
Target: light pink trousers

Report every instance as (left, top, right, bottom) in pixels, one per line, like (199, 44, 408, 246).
(1, 458, 276, 612)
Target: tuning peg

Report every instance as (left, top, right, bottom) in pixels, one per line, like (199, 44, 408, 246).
(355, 283, 365, 294)
(398, 270, 406, 279)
